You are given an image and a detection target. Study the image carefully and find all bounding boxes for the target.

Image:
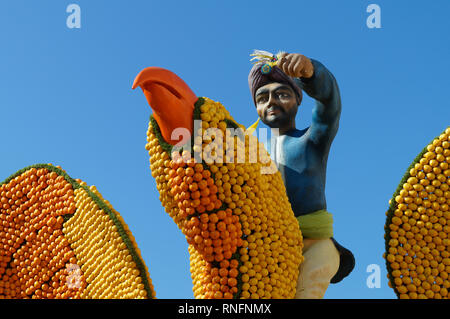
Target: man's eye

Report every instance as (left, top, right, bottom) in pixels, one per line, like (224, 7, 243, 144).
(257, 96, 268, 103)
(278, 92, 290, 98)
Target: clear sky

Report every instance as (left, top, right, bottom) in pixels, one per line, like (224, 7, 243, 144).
(0, 0, 449, 299)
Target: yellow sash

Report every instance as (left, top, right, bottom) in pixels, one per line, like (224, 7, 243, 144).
(296, 209, 334, 239)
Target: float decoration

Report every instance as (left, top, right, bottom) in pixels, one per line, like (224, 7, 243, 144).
(135, 67, 304, 299)
(0, 164, 156, 299)
(384, 127, 450, 299)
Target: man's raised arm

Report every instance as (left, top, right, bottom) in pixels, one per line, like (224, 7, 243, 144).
(294, 59, 342, 147)
(276, 52, 341, 146)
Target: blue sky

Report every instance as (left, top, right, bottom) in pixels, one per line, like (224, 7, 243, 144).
(0, 1, 449, 299)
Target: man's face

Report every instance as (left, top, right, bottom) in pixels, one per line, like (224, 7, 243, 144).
(254, 82, 299, 129)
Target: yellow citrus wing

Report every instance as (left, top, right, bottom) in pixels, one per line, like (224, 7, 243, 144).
(384, 127, 450, 299)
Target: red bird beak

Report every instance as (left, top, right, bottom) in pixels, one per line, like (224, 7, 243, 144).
(132, 67, 197, 145)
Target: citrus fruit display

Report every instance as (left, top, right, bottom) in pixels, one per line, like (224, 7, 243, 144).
(0, 164, 155, 299)
(384, 127, 450, 299)
(133, 67, 304, 299)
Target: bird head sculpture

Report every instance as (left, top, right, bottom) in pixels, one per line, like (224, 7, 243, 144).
(134, 67, 304, 299)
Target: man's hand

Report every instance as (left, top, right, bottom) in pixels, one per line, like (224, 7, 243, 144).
(278, 53, 314, 79)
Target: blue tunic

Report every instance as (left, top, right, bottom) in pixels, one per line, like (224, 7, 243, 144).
(265, 59, 354, 283)
(268, 59, 341, 216)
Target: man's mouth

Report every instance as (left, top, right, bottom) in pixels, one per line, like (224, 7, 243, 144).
(266, 106, 283, 116)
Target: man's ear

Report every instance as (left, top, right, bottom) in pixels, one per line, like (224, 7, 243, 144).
(296, 96, 301, 107)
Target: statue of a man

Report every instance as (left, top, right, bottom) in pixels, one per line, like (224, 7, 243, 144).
(248, 51, 355, 298)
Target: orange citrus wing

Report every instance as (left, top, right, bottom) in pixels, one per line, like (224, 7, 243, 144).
(0, 164, 155, 299)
